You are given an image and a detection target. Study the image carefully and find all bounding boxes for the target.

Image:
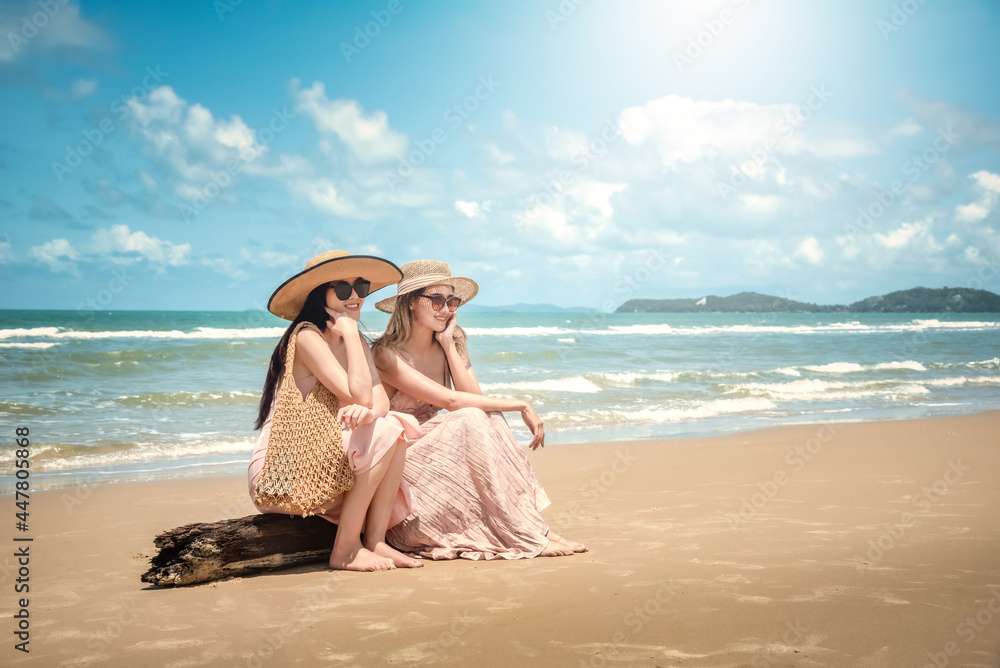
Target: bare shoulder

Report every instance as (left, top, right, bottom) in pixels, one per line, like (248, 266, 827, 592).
(295, 324, 325, 345)
(372, 343, 396, 369)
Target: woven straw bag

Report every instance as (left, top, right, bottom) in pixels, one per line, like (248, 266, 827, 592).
(253, 322, 355, 516)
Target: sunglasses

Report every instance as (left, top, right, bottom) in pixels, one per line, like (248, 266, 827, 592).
(418, 293, 463, 311)
(329, 279, 371, 300)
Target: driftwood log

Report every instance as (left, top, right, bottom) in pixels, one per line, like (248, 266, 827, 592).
(141, 514, 337, 587)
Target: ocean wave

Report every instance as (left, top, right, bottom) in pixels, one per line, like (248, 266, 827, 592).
(2, 319, 995, 343)
(0, 327, 61, 339)
(802, 360, 927, 373)
(479, 376, 603, 394)
(729, 378, 935, 402)
(587, 370, 681, 385)
(35, 438, 255, 471)
(462, 326, 573, 336)
(0, 326, 285, 341)
(545, 397, 777, 426)
(0, 341, 60, 349)
(107, 390, 260, 408)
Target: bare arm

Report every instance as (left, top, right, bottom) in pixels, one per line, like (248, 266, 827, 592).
(362, 337, 390, 418)
(375, 345, 545, 449)
(438, 319, 481, 394)
(295, 321, 372, 407)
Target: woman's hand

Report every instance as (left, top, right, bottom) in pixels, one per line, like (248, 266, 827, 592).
(435, 312, 457, 347)
(337, 404, 376, 431)
(326, 306, 358, 339)
(521, 404, 545, 450)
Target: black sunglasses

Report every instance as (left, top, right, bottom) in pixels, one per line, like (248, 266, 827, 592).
(330, 279, 371, 300)
(418, 293, 463, 311)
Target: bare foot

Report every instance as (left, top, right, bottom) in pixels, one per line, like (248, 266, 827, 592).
(366, 540, 423, 568)
(539, 538, 574, 557)
(329, 544, 395, 572)
(547, 531, 588, 553)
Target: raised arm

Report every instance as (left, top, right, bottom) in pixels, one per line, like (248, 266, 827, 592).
(437, 318, 481, 394)
(295, 320, 373, 408)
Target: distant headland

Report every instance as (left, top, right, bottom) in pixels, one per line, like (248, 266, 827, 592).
(616, 287, 1000, 313)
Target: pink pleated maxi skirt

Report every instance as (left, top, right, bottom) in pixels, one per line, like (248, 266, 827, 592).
(386, 407, 552, 560)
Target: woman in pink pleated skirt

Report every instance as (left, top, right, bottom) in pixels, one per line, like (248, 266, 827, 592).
(372, 260, 587, 560)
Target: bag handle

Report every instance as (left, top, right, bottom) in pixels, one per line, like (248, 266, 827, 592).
(283, 321, 320, 384)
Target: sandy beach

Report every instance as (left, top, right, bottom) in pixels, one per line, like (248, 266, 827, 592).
(5, 410, 1000, 667)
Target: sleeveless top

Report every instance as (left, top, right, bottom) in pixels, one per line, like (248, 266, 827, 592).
(385, 348, 456, 424)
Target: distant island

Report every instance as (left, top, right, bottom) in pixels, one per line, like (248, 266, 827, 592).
(616, 287, 1000, 313)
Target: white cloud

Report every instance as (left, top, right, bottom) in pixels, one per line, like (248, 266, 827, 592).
(794, 237, 823, 265)
(256, 250, 298, 267)
(292, 80, 407, 164)
(0, 2, 110, 64)
(739, 193, 783, 214)
(487, 144, 516, 165)
(201, 257, 246, 279)
(890, 118, 923, 136)
(127, 86, 303, 199)
(971, 170, 1000, 193)
(139, 170, 158, 190)
(455, 200, 481, 218)
(618, 94, 872, 167)
(288, 179, 357, 217)
(954, 170, 1000, 222)
(955, 202, 989, 222)
(0, 238, 12, 263)
(875, 220, 929, 249)
(89, 225, 190, 267)
(29, 238, 78, 272)
(70, 78, 98, 99)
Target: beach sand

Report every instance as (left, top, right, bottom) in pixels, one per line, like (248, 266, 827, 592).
(6, 411, 1000, 667)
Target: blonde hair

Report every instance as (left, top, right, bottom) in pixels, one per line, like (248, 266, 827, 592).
(372, 289, 467, 355)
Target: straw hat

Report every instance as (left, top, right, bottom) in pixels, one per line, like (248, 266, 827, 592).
(375, 260, 479, 313)
(267, 250, 403, 320)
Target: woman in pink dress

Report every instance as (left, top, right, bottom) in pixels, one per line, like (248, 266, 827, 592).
(372, 260, 587, 560)
(249, 250, 422, 572)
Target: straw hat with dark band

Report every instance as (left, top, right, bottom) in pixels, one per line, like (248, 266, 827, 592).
(267, 250, 403, 320)
(375, 260, 479, 313)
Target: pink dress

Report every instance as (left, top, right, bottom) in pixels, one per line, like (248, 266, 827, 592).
(248, 374, 421, 526)
(384, 359, 552, 560)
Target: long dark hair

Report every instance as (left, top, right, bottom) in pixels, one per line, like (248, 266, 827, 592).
(254, 283, 332, 430)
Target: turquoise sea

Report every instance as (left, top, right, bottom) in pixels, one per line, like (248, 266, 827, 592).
(1, 309, 998, 493)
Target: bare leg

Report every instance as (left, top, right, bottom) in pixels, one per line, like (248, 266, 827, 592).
(363, 440, 422, 568)
(328, 451, 396, 572)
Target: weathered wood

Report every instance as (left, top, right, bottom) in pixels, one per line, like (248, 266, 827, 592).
(141, 514, 337, 587)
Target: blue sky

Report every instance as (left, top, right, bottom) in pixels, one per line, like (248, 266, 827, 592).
(1, 0, 999, 311)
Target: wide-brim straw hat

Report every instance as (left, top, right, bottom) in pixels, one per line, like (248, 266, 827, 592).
(375, 259, 479, 313)
(268, 250, 403, 320)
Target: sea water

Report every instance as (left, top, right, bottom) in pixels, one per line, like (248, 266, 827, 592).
(1, 309, 997, 492)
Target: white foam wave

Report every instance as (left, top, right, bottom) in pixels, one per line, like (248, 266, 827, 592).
(732, 378, 933, 401)
(37, 439, 255, 471)
(3, 319, 994, 342)
(0, 326, 285, 341)
(593, 320, 998, 336)
(804, 362, 865, 373)
(462, 326, 572, 336)
(557, 338, 576, 343)
(589, 370, 680, 385)
(0, 342, 59, 349)
(875, 361, 927, 371)
(479, 376, 603, 394)
(774, 367, 802, 376)
(617, 398, 777, 423)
